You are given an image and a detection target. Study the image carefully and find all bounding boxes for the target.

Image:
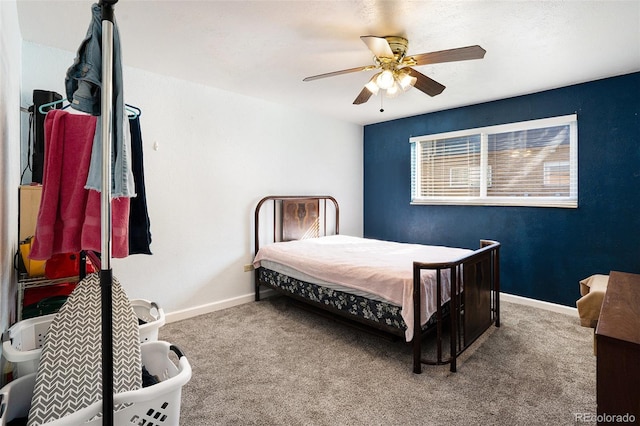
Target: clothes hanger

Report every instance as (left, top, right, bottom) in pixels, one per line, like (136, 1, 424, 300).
(125, 103, 141, 119)
(37, 98, 141, 119)
(37, 98, 69, 114)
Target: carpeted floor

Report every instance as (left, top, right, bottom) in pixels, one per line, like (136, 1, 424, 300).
(159, 297, 596, 425)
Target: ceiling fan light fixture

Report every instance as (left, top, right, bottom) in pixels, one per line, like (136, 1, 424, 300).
(365, 76, 380, 95)
(385, 82, 400, 98)
(376, 69, 395, 90)
(397, 72, 417, 91)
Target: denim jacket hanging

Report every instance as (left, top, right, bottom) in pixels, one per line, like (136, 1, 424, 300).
(65, 2, 135, 198)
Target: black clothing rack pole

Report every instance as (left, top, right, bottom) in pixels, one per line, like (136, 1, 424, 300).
(99, 1, 117, 424)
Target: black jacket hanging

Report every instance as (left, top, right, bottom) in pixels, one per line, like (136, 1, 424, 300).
(31, 89, 63, 183)
(128, 110, 152, 255)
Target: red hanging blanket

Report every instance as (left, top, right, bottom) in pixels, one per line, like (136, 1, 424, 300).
(30, 110, 129, 260)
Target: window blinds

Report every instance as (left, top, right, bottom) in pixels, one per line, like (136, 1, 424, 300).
(410, 115, 577, 207)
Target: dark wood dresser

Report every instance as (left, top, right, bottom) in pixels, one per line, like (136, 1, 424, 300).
(595, 271, 640, 424)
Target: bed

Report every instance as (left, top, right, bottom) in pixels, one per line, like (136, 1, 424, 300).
(253, 195, 500, 374)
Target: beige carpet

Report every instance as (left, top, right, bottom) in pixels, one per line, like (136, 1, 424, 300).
(159, 297, 596, 425)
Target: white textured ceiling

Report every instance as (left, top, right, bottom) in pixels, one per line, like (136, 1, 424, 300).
(16, 0, 640, 125)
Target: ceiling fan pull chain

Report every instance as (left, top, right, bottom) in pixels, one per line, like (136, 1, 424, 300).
(380, 94, 384, 113)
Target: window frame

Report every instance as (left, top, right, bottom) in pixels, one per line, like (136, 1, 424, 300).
(410, 114, 578, 208)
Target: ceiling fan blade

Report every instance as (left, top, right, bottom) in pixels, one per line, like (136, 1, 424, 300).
(360, 35, 394, 60)
(410, 45, 486, 66)
(407, 68, 446, 96)
(303, 65, 372, 82)
(353, 87, 374, 105)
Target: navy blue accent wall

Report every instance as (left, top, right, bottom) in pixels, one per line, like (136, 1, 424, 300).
(363, 72, 640, 307)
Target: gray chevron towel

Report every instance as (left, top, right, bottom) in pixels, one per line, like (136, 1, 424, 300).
(27, 273, 141, 425)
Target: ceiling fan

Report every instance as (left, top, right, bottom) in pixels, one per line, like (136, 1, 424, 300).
(303, 35, 486, 105)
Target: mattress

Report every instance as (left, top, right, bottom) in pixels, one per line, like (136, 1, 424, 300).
(254, 235, 472, 341)
(258, 259, 389, 302)
(257, 267, 411, 331)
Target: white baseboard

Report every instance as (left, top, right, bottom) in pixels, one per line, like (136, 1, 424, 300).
(164, 289, 275, 323)
(165, 290, 577, 323)
(500, 292, 578, 317)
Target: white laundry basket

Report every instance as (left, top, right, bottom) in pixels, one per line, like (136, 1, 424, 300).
(2, 299, 165, 378)
(133, 299, 166, 342)
(0, 341, 191, 426)
(1, 314, 55, 379)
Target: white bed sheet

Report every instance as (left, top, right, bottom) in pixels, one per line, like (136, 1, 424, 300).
(253, 235, 472, 341)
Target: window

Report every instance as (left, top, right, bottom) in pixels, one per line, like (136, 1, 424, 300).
(410, 114, 578, 208)
(450, 166, 489, 188)
(544, 161, 570, 187)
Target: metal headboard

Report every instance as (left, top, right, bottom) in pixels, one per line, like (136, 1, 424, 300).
(254, 195, 339, 254)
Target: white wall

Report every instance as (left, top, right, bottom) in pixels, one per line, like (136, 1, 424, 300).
(0, 0, 22, 347)
(20, 42, 363, 320)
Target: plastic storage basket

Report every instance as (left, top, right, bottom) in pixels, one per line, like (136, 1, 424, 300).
(2, 314, 54, 379)
(134, 299, 166, 342)
(0, 341, 191, 426)
(2, 299, 165, 378)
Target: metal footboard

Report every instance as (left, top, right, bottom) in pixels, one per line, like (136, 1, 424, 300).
(412, 240, 500, 373)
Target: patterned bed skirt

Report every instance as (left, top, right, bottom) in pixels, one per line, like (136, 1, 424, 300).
(257, 267, 443, 335)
